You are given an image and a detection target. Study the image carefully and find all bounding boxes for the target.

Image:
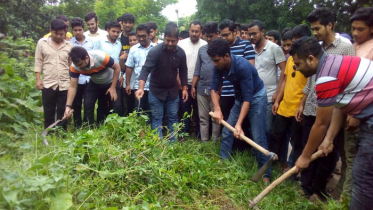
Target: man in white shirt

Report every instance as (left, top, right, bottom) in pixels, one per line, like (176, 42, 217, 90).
(178, 20, 207, 138)
(83, 12, 108, 41)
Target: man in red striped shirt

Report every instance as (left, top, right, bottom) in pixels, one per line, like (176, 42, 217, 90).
(292, 37, 373, 209)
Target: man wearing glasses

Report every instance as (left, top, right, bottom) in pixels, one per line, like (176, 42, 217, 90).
(125, 24, 154, 116)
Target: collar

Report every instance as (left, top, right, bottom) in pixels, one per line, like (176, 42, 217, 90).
(316, 52, 327, 76)
(104, 36, 120, 45)
(227, 55, 236, 75)
(138, 42, 154, 49)
(232, 37, 241, 46)
(323, 38, 341, 50)
(72, 36, 87, 44)
(46, 37, 67, 47)
(162, 42, 179, 52)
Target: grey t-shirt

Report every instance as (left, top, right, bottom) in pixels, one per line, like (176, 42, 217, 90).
(193, 44, 212, 96)
(255, 40, 286, 102)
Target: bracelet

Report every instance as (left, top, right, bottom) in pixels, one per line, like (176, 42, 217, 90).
(65, 105, 72, 108)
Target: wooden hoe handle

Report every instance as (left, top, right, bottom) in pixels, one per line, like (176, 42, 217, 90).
(250, 145, 333, 207)
(209, 111, 270, 156)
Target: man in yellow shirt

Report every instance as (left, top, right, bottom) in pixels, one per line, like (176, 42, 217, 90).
(269, 25, 310, 173)
(43, 15, 72, 41)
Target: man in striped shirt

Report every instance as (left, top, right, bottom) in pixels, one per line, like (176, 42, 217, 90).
(292, 37, 373, 210)
(64, 47, 121, 125)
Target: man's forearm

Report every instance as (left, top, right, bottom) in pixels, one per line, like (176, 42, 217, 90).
(276, 61, 286, 95)
(324, 108, 346, 141)
(275, 78, 286, 104)
(126, 67, 133, 87)
(191, 76, 199, 89)
(66, 85, 78, 106)
(237, 101, 250, 125)
(35, 72, 41, 80)
(211, 90, 221, 112)
(302, 123, 329, 157)
(299, 94, 307, 108)
(138, 80, 145, 90)
(110, 64, 120, 89)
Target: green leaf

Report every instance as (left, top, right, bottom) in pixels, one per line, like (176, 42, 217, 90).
(50, 192, 72, 210)
(2, 189, 19, 206)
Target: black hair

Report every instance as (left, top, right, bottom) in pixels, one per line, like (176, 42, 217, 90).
(136, 23, 150, 34)
(147, 21, 158, 30)
(117, 16, 124, 22)
(179, 31, 189, 39)
(289, 37, 323, 59)
(69, 46, 88, 64)
(56, 14, 69, 22)
(281, 29, 292, 41)
(235, 22, 241, 32)
(204, 21, 219, 34)
(291, 25, 311, 39)
(241, 23, 249, 31)
(248, 20, 265, 31)
(164, 21, 179, 38)
(219, 19, 235, 32)
(71, 17, 84, 29)
(350, 7, 373, 27)
(84, 12, 98, 22)
(128, 31, 137, 37)
(306, 7, 336, 29)
(281, 27, 292, 38)
(207, 38, 231, 57)
(51, 19, 67, 31)
(122, 13, 135, 23)
(189, 20, 203, 30)
(106, 21, 121, 30)
(266, 30, 281, 45)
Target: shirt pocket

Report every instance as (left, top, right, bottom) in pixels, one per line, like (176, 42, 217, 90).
(171, 55, 181, 72)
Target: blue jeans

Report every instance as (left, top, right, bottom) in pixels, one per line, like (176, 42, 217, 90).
(148, 91, 179, 142)
(350, 121, 373, 210)
(220, 87, 271, 178)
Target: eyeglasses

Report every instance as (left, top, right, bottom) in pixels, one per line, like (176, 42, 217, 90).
(136, 34, 147, 39)
(220, 32, 232, 38)
(292, 65, 296, 78)
(248, 32, 258, 37)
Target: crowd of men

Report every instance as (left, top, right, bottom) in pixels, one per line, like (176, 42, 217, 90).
(35, 7, 373, 209)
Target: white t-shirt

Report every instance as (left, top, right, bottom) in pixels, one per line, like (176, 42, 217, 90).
(178, 38, 207, 85)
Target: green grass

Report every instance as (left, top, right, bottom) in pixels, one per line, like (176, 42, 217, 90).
(0, 113, 346, 209)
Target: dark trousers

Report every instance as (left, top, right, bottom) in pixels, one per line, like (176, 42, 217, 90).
(121, 87, 135, 116)
(72, 83, 87, 128)
(133, 90, 150, 113)
(84, 81, 121, 125)
(179, 85, 200, 136)
(350, 122, 373, 209)
(42, 87, 67, 129)
(269, 114, 303, 167)
(300, 115, 342, 197)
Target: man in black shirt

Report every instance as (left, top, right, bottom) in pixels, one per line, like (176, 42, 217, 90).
(119, 13, 135, 116)
(135, 22, 188, 142)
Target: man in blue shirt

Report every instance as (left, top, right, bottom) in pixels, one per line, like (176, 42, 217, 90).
(94, 20, 122, 120)
(125, 23, 154, 115)
(69, 17, 94, 128)
(209, 38, 271, 183)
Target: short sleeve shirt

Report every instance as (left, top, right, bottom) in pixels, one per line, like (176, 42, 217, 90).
(70, 36, 95, 84)
(94, 37, 121, 64)
(125, 43, 154, 90)
(70, 50, 115, 85)
(255, 40, 286, 102)
(316, 54, 373, 120)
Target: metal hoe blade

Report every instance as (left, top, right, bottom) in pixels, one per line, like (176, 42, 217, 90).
(251, 152, 277, 182)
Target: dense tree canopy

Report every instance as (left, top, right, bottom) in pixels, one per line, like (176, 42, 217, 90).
(194, 0, 373, 34)
(0, 0, 176, 41)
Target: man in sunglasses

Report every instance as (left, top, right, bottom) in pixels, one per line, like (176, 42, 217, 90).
(268, 25, 310, 177)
